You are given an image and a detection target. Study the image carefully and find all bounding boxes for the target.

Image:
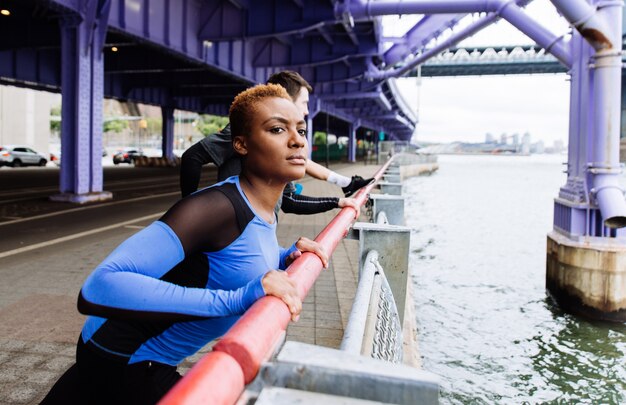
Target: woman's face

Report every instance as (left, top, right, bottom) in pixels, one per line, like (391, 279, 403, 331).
(238, 97, 308, 183)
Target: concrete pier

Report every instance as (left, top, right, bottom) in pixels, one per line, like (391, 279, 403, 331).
(546, 231, 626, 321)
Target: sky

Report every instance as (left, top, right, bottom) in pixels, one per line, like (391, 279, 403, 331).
(382, 1, 572, 146)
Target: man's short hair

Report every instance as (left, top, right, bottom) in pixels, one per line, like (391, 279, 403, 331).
(229, 83, 291, 138)
(266, 71, 313, 100)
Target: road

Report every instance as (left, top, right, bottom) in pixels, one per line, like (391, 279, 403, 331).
(0, 164, 219, 404)
(0, 165, 217, 255)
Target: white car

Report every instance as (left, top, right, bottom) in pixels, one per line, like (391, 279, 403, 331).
(0, 145, 48, 167)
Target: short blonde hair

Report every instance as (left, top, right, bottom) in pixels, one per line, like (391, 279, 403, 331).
(229, 83, 291, 138)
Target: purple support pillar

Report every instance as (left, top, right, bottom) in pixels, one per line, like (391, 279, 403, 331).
(307, 95, 321, 158)
(348, 120, 360, 163)
(52, 3, 112, 203)
(554, 31, 592, 237)
(553, 0, 626, 229)
(547, 0, 626, 322)
(162, 107, 175, 160)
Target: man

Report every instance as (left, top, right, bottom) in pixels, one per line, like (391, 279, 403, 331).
(179, 71, 374, 200)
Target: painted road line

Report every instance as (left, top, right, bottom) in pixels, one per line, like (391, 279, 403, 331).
(0, 191, 179, 227)
(0, 213, 163, 259)
(0, 180, 180, 204)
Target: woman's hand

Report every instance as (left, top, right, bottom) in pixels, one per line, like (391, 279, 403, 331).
(338, 197, 361, 219)
(286, 237, 329, 269)
(261, 270, 302, 321)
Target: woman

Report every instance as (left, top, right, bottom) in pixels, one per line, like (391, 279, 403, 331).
(41, 84, 328, 404)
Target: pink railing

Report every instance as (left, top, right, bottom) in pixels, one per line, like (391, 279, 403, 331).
(160, 159, 393, 405)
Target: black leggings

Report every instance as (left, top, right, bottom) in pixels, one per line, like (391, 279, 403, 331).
(40, 339, 181, 405)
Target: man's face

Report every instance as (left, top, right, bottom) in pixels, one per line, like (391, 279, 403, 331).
(293, 87, 309, 117)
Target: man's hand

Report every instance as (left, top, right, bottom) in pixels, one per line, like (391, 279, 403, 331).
(261, 270, 301, 322)
(338, 197, 361, 219)
(285, 237, 329, 269)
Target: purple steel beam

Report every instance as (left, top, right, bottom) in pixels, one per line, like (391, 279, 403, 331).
(336, 0, 572, 80)
(337, 0, 497, 15)
(319, 91, 383, 100)
(551, 0, 626, 228)
(369, 14, 498, 80)
(53, 0, 412, 141)
(384, 14, 466, 66)
(550, 0, 614, 51)
(251, 34, 378, 68)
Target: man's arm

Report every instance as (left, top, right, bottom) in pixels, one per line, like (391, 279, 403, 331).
(305, 159, 331, 180)
(179, 124, 236, 197)
(281, 192, 339, 215)
(305, 159, 372, 196)
(180, 140, 214, 198)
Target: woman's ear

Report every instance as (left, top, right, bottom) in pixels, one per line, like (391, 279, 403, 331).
(233, 135, 248, 156)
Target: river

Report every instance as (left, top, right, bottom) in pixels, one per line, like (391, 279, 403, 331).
(405, 154, 626, 404)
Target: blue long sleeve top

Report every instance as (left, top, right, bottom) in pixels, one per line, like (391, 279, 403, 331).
(78, 176, 297, 366)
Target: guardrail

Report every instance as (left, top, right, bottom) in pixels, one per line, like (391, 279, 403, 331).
(339, 249, 403, 364)
(159, 159, 394, 405)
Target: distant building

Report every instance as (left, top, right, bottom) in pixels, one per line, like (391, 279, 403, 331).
(0, 86, 57, 156)
(553, 139, 565, 153)
(521, 132, 531, 155)
(485, 133, 495, 144)
(511, 133, 519, 146)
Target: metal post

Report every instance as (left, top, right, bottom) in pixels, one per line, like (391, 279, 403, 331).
(379, 181, 402, 195)
(352, 222, 410, 325)
(369, 194, 406, 226)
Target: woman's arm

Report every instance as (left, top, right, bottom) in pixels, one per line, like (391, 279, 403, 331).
(78, 221, 266, 320)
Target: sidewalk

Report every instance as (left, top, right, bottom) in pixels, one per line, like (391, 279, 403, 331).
(0, 162, 379, 404)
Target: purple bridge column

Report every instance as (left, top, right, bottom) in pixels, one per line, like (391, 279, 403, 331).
(348, 120, 360, 163)
(51, 1, 112, 204)
(161, 107, 175, 160)
(547, 0, 626, 321)
(307, 95, 321, 158)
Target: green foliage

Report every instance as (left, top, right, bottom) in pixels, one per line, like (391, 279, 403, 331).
(196, 114, 229, 136)
(50, 106, 61, 132)
(146, 117, 162, 135)
(103, 119, 128, 133)
(313, 131, 327, 145)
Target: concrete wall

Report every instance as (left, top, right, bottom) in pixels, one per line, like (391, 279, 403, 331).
(0, 86, 57, 157)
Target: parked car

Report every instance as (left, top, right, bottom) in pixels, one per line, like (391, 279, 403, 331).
(0, 145, 47, 167)
(112, 148, 144, 165)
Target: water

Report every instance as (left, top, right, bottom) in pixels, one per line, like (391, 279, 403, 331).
(406, 154, 626, 404)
